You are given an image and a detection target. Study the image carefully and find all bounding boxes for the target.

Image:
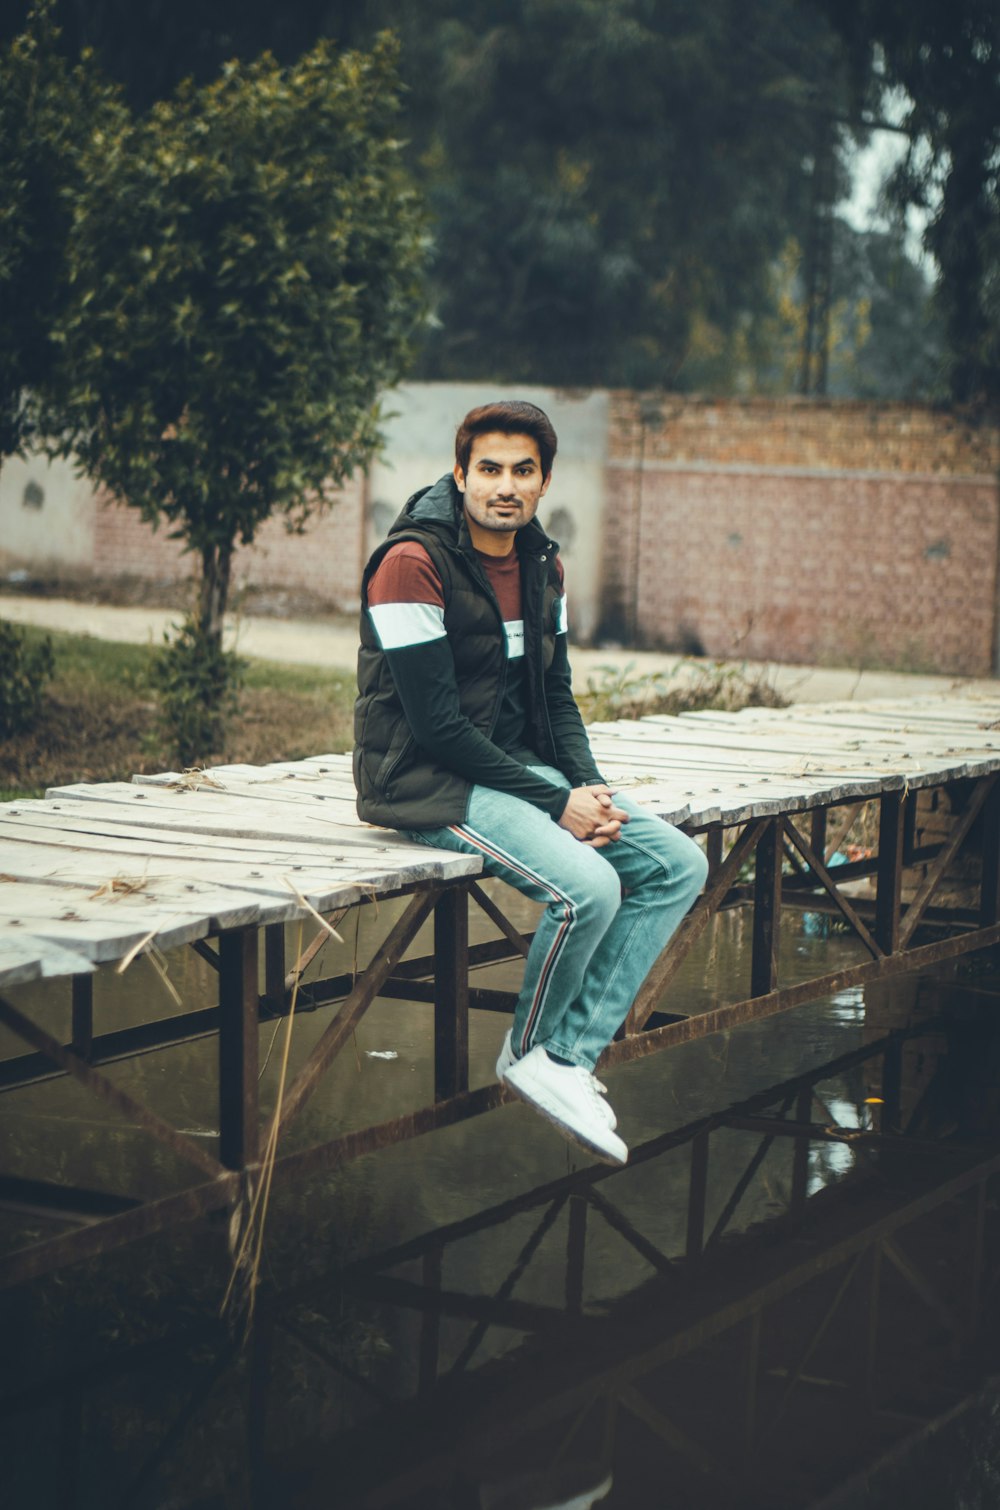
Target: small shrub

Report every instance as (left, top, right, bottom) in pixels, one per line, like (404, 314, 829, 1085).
(580, 658, 788, 724)
(152, 617, 245, 767)
(0, 619, 55, 737)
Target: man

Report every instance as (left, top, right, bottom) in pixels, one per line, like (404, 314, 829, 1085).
(354, 400, 707, 1165)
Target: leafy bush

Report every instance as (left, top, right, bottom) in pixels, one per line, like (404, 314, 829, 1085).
(580, 659, 788, 724)
(0, 619, 55, 737)
(152, 617, 245, 767)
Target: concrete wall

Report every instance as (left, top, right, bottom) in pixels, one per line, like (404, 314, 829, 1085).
(0, 454, 96, 576)
(3, 389, 998, 675)
(88, 475, 366, 610)
(603, 396, 1000, 676)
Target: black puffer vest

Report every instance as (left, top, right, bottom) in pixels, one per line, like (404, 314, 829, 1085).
(353, 474, 563, 828)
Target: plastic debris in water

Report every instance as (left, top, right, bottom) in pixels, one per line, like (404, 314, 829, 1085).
(365, 1049, 398, 1060)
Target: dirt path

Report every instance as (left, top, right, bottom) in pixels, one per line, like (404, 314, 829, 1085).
(0, 592, 992, 705)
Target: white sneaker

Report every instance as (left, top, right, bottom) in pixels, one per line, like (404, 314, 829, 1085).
(496, 1030, 617, 1129)
(502, 1045, 628, 1166)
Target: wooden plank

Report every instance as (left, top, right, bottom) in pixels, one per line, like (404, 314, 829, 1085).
(0, 936, 95, 988)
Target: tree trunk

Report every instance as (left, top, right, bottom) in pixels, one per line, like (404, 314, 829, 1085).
(197, 541, 233, 650)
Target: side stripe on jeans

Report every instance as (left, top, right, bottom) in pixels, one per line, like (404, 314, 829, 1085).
(447, 823, 576, 1056)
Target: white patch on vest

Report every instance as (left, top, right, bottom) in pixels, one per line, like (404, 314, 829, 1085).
(369, 600, 446, 649)
(555, 593, 568, 635)
(504, 618, 525, 659)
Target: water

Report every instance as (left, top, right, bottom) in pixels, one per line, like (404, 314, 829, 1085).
(2, 902, 1000, 1509)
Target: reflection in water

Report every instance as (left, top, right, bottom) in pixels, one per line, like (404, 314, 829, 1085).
(2, 919, 1000, 1508)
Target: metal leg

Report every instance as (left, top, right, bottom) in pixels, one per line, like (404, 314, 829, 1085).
(566, 1194, 587, 1314)
(419, 1246, 442, 1393)
(810, 807, 828, 865)
(790, 1085, 812, 1214)
(876, 791, 905, 954)
(71, 975, 93, 1061)
(434, 887, 469, 1102)
(744, 1309, 761, 1460)
(751, 819, 782, 997)
(706, 826, 723, 881)
(981, 780, 1000, 927)
(263, 924, 286, 1013)
(881, 1034, 903, 1136)
(218, 928, 260, 1170)
(686, 1129, 710, 1264)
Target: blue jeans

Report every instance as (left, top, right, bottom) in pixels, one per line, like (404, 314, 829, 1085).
(404, 765, 708, 1070)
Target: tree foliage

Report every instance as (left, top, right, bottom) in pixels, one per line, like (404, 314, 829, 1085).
(400, 0, 849, 389)
(4, 0, 966, 407)
(45, 31, 424, 727)
(0, 2, 118, 461)
(828, 0, 1000, 404)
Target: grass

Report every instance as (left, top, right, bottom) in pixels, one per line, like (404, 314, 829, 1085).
(578, 658, 788, 723)
(0, 624, 356, 801)
(0, 628, 789, 802)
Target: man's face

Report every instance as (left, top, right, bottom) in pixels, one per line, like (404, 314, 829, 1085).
(454, 431, 551, 551)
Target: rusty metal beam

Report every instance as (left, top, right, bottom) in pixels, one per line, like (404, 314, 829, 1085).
(566, 1194, 587, 1315)
(981, 780, 1000, 928)
(278, 888, 441, 1133)
(686, 1130, 710, 1264)
(705, 1095, 794, 1254)
(899, 776, 995, 947)
(0, 1172, 239, 1290)
(263, 922, 286, 1012)
(875, 791, 905, 954)
(469, 880, 530, 959)
(218, 927, 260, 1170)
(0, 995, 224, 1180)
(628, 820, 767, 1032)
(783, 818, 884, 960)
(71, 975, 92, 1061)
(751, 819, 783, 997)
(588, 1187, 674, 1276)
(450, 1197, 568, 1377)
(598, 924, 1000, 1073)
(0, 1006, 222, 1093)
(433, 888, 469, 1102)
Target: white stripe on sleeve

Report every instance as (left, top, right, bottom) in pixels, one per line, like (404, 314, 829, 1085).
(555, 593, 568, 636)
(369, 600, 446, 650)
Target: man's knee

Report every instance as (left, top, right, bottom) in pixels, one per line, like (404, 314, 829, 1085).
(575, 856, 623, 930)
(677, 831, 709, 896)
(648, 824, 708, 901)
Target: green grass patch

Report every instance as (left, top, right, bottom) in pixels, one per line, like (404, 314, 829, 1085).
(0, 623, 356, 800)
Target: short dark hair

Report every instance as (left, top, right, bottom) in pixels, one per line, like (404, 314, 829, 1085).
(454, 400, 558, 480)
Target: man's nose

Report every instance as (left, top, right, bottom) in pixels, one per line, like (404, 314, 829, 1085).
(496, 472, 517, 496)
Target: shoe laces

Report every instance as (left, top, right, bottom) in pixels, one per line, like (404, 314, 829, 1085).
(574, 1066, 610, 1111)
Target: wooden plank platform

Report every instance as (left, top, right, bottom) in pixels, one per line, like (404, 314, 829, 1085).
(2, 689, 1000, 1288)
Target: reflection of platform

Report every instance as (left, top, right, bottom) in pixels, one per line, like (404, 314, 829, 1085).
(2, 694, 1000, 1289)
(273, 1033, 1000, 1508)
(3, 1024, 998, 1509)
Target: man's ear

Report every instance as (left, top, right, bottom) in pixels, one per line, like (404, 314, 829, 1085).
(453, 462, 466, 493)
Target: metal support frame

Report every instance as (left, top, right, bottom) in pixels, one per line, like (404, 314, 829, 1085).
(433, 888, 469, 1101)
(5, 1022, 998, 1510)
(751, 819, 783, 997)
(218, 927, 260, 1170)
(2, 771, 999, 1289)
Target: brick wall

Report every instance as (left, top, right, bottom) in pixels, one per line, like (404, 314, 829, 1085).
(603, 396, 1000, 675)
(91, 475, 367, 611)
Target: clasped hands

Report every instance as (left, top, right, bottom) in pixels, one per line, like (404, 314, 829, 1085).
(558, 784, 629, 848)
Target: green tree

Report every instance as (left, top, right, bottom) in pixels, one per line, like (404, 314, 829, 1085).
(9, 0, 856, 393)
(828, 0, 1000, 404)
(47, 33, 424, 759)
(397, 0, 851, 389)
(0, 2, 119, 462)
